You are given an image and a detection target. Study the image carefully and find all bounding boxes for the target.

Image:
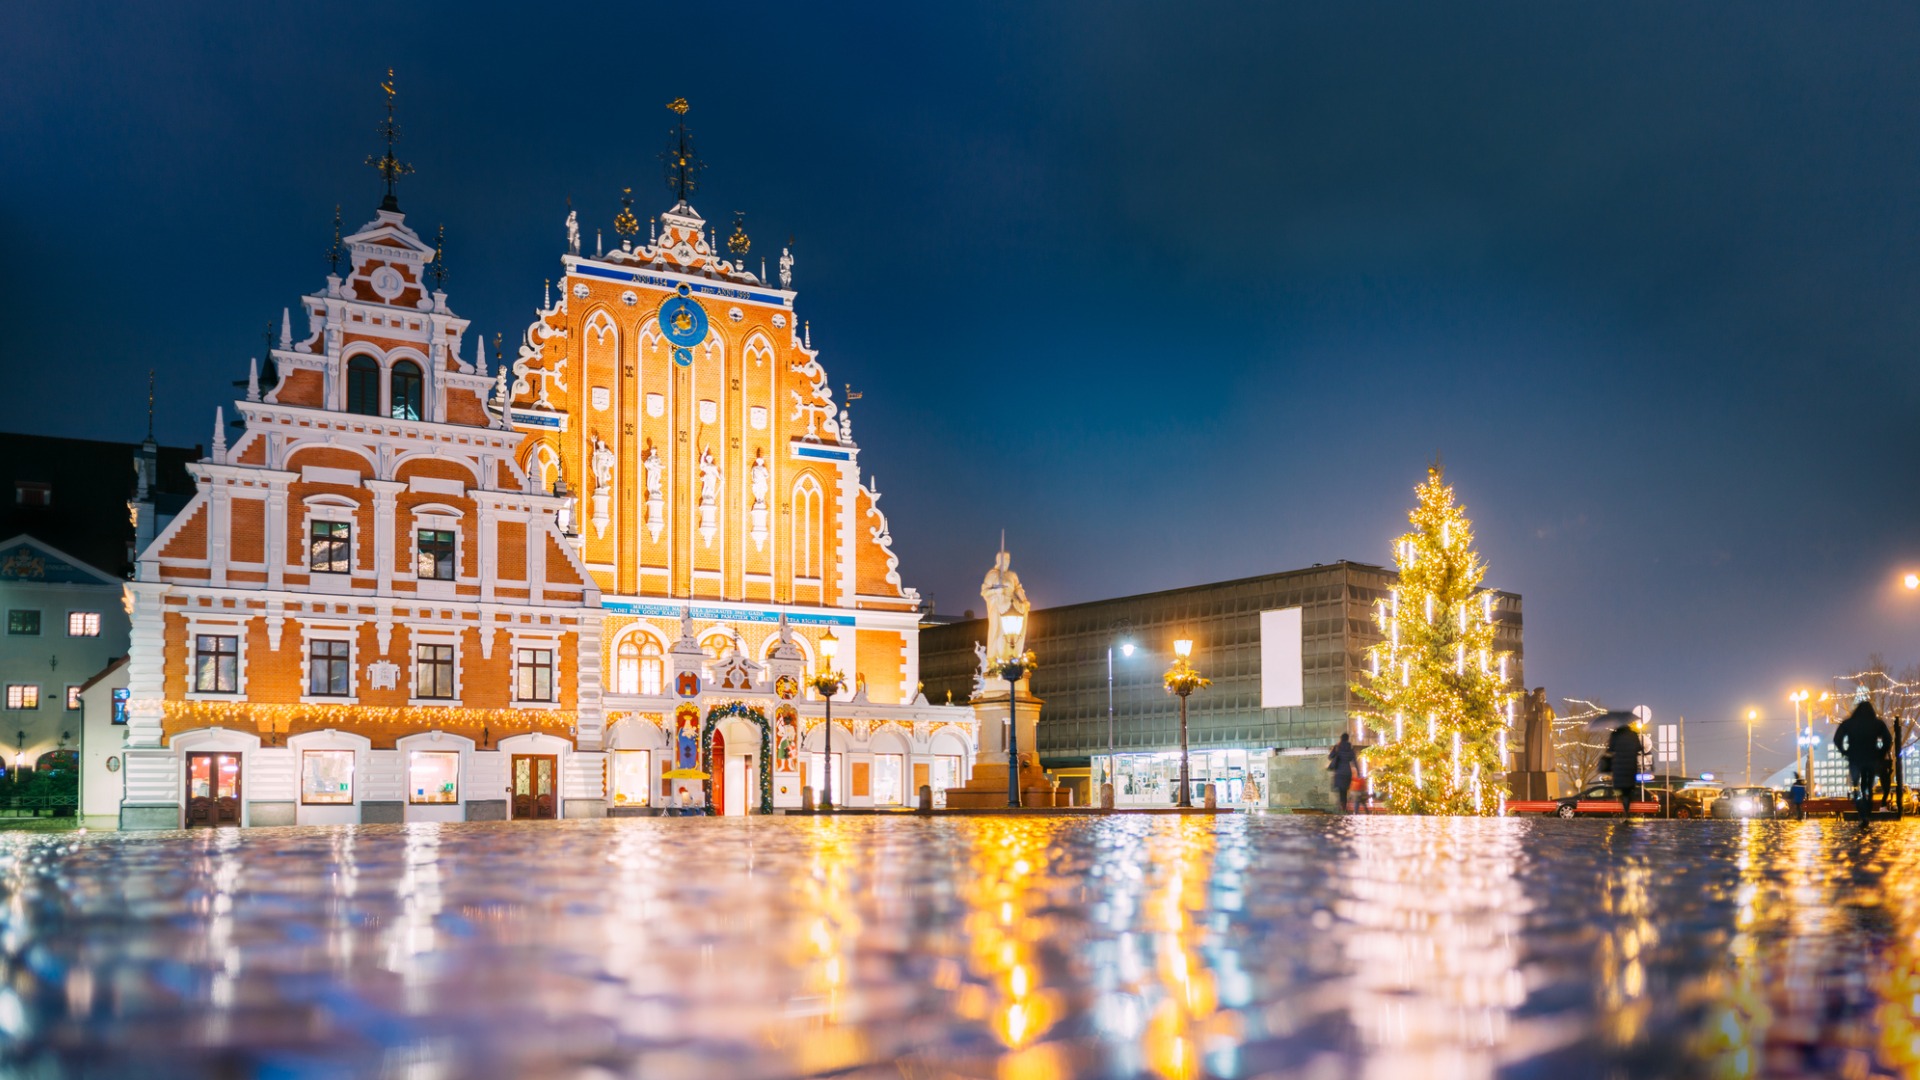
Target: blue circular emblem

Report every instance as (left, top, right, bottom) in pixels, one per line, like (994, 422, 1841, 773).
(659, 294, 708, 348)
(673, 347, 693, 367)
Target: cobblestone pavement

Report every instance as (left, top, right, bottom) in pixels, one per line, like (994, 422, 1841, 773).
(1, 815, 1917, 1078)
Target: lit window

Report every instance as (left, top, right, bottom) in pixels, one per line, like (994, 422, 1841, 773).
(301, 750, 355, 804)
(611, 749, 651, 806)
(5, 685, 38, 710)
(640, 641, 663, 696)
(65, 685, 81, 711)
(308, 639, 351, 696)
(873, 754, 904, 805)
(416, 529, 455, 580)
(516, 648, 554, 702)
(193, 635, 239, 693)
(408, 750, 460, 804)
(616, 639, 639, 694)
(7, 610, 39, 636)
(66, 612, 100, 637)
(309, 520, 351, 573)
(415, 643, 455, 699)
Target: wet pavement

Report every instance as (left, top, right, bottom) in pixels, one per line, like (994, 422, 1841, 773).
(1, 815, 1918, 1079)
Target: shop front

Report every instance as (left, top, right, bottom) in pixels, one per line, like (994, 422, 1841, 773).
(1092, 749, 1270, 809)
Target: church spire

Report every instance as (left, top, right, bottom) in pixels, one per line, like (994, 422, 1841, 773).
(660, 97, 704, 205)
(365, 69, 414, 212)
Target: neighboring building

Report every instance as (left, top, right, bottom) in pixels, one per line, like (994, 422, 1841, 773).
(499, 104, 975, 813)
(920, 561, 1524, 808)
(105, 98, 974, 828)
(0, 432, 197, 776)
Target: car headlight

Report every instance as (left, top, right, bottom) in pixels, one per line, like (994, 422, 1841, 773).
(1735, 799, 1753, 813)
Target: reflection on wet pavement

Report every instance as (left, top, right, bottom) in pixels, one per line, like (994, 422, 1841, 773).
(2, 816, 1919, 1078)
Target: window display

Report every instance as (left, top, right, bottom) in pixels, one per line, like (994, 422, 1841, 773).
(408, 751, 459, 804)
(301, 749, 354, 804)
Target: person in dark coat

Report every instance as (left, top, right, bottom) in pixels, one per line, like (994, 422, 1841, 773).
(1834, 701, 1891, 820)
(1608, 723, 1645, 815)
(1788, 774, 1807, 820)
(1328, 732, 1358, 814)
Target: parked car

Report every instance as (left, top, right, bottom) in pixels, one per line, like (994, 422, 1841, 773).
(1642, 787, 1710, 819)
(1544, 783, 1661, 818)
(1710, 786, 1781, 819)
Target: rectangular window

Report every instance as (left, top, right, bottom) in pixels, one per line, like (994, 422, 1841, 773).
(5, 685, 38, 710)
(193, 635, 239, 693)
(611, 749, 651, 807)
(7, 610, 40, 636)
(932, 755, 963, 795)
(803, 752, 844, 806)
(111, 687, 129, 725)
(415, 643, 455, 699)
(873, 754, 903, 806)
(408, 750, 460, 804)
(65, 685, 81, 711)
(301, 750, 355, 804)
(14, 482, 49, 507)
(516, 648, 554, 702)
(66, 611, 100, 637)
(308, 639, 351, 696)
(309, 520, 351, 573)
(416, 529, 455, 581)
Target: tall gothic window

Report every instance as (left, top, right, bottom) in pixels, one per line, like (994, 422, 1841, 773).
(792, 474, 824, 580)
(346, 356, 380, 416)
(389, 360, 424, 421)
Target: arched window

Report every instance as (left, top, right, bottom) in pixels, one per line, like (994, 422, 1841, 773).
(616, 639, 640, 694)
(700, 632, 734, 662)
(638, 639, 663, 696)
(346, 356, 380, 416)
(792, 475, 824, 580)
(389, 360, 424, 421)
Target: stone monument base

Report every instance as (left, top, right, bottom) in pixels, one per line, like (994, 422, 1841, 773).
(1508, 771, 1560, 800)
(944, 755, 1071, 809)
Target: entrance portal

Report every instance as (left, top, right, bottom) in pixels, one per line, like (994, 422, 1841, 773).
(511, 755, 557, 819)
(712, 725, 759, 817)
(185, 752, 242, 827)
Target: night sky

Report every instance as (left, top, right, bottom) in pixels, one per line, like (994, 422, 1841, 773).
(7, 2, 1920, 778)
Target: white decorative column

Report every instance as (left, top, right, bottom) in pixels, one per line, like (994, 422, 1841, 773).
(264, 475, 290, 590)
(368, 480, 403, 596)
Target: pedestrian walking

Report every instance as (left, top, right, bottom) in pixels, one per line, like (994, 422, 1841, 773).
(1328, 732, 1357, 814)
(1788, 773, 1807, 820)
(1607, 722, 1645, 816)
(1834, 701, 1892, 821)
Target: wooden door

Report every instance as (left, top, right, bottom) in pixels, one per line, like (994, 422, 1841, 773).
(512, 755, 558, 819)
(186, 752, 242, 827)
(913, 762, 930, 800)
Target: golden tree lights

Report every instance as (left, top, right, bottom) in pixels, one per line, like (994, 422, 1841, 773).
(1353, 467, 1516, 815)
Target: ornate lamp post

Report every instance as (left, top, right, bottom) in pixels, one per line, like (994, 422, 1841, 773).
(1164, 638, 1210, 808)
(995, 613, 1030, 808)
(808, 629, 845, 811)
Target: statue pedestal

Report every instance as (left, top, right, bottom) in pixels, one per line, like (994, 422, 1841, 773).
(945, 676, 1069, 809)
(1508, 771, 1559, 800)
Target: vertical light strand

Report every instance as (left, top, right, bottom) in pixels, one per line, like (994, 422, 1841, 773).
(1455, 643, 1465, 675)
(1394, 713, 1404, 742)
(1451, 731, 1462, 790)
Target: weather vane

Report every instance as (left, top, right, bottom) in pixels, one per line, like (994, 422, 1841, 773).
(660, 98, 705, 202)
(428, 224, 447, 290)
(325, 205, 343, 274)
(613, 187, 639, 237)
(365, 68, 414, 211)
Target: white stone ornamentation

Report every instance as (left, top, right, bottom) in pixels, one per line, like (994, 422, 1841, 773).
(643, 443, 665, 542)
(589, 436, 614, 539)
(696, 446, 720, 548)
(367, 660, 401, 691)
(749, 448, 770, 552)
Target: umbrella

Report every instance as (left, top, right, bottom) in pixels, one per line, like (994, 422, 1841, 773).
(1585, 709, 1638, 733)
(660, 768, 710, 780)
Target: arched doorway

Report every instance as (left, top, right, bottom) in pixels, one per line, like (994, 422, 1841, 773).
(699, 703, 774, 814)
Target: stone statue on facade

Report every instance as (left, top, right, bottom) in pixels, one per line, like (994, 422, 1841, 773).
(749, 449, 769, 509)
(588, 435, 614, 539)
(778, 247, 794, 289)
(566, 210, 580, 256)
(696, 446, 721, 547)
(642, 442, 665, 543)
(981, 545, 1030, 663)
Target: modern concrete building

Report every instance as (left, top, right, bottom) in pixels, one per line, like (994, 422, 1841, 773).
(920, 561, 1524, 809)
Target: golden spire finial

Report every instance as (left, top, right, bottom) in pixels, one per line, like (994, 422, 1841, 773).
(613, 187, 640, 237)
(365, 67, 413, 212)
(667, 97, 689, 115)
(660, 98, 704, 202)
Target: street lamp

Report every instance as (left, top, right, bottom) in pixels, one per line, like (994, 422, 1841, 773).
(1746, 708, 1758, 786)
(808, 629, 845, 811)
(1905, 573, 1919, 591)
(1164, 638, 1209, 808)
(995, 613, 1030, 809)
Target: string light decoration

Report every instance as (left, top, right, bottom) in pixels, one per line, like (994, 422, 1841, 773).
(155, 700, 576, 745)
(1353, 466, 1516, 814)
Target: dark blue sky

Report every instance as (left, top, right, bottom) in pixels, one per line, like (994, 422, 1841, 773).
(7, 1, 1920, 776)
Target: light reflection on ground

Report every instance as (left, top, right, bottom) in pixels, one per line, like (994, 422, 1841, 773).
(1, 815, 1917, 1078)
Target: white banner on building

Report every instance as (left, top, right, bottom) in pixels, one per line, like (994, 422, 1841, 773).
(1259, 607, 1304, 709)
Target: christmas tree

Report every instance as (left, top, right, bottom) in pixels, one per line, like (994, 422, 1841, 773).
(1353, 467, 1517, 815)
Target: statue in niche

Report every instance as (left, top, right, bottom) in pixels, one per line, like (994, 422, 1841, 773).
(980, 544, 1030, 663)
(750, 449, 769, 510)
(698, 447, 720, 506)
(642, 443, 664, 498)
(590, 436, 614, 493)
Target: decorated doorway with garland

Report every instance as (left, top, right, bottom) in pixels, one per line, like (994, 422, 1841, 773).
(699, 701, 774, 815)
